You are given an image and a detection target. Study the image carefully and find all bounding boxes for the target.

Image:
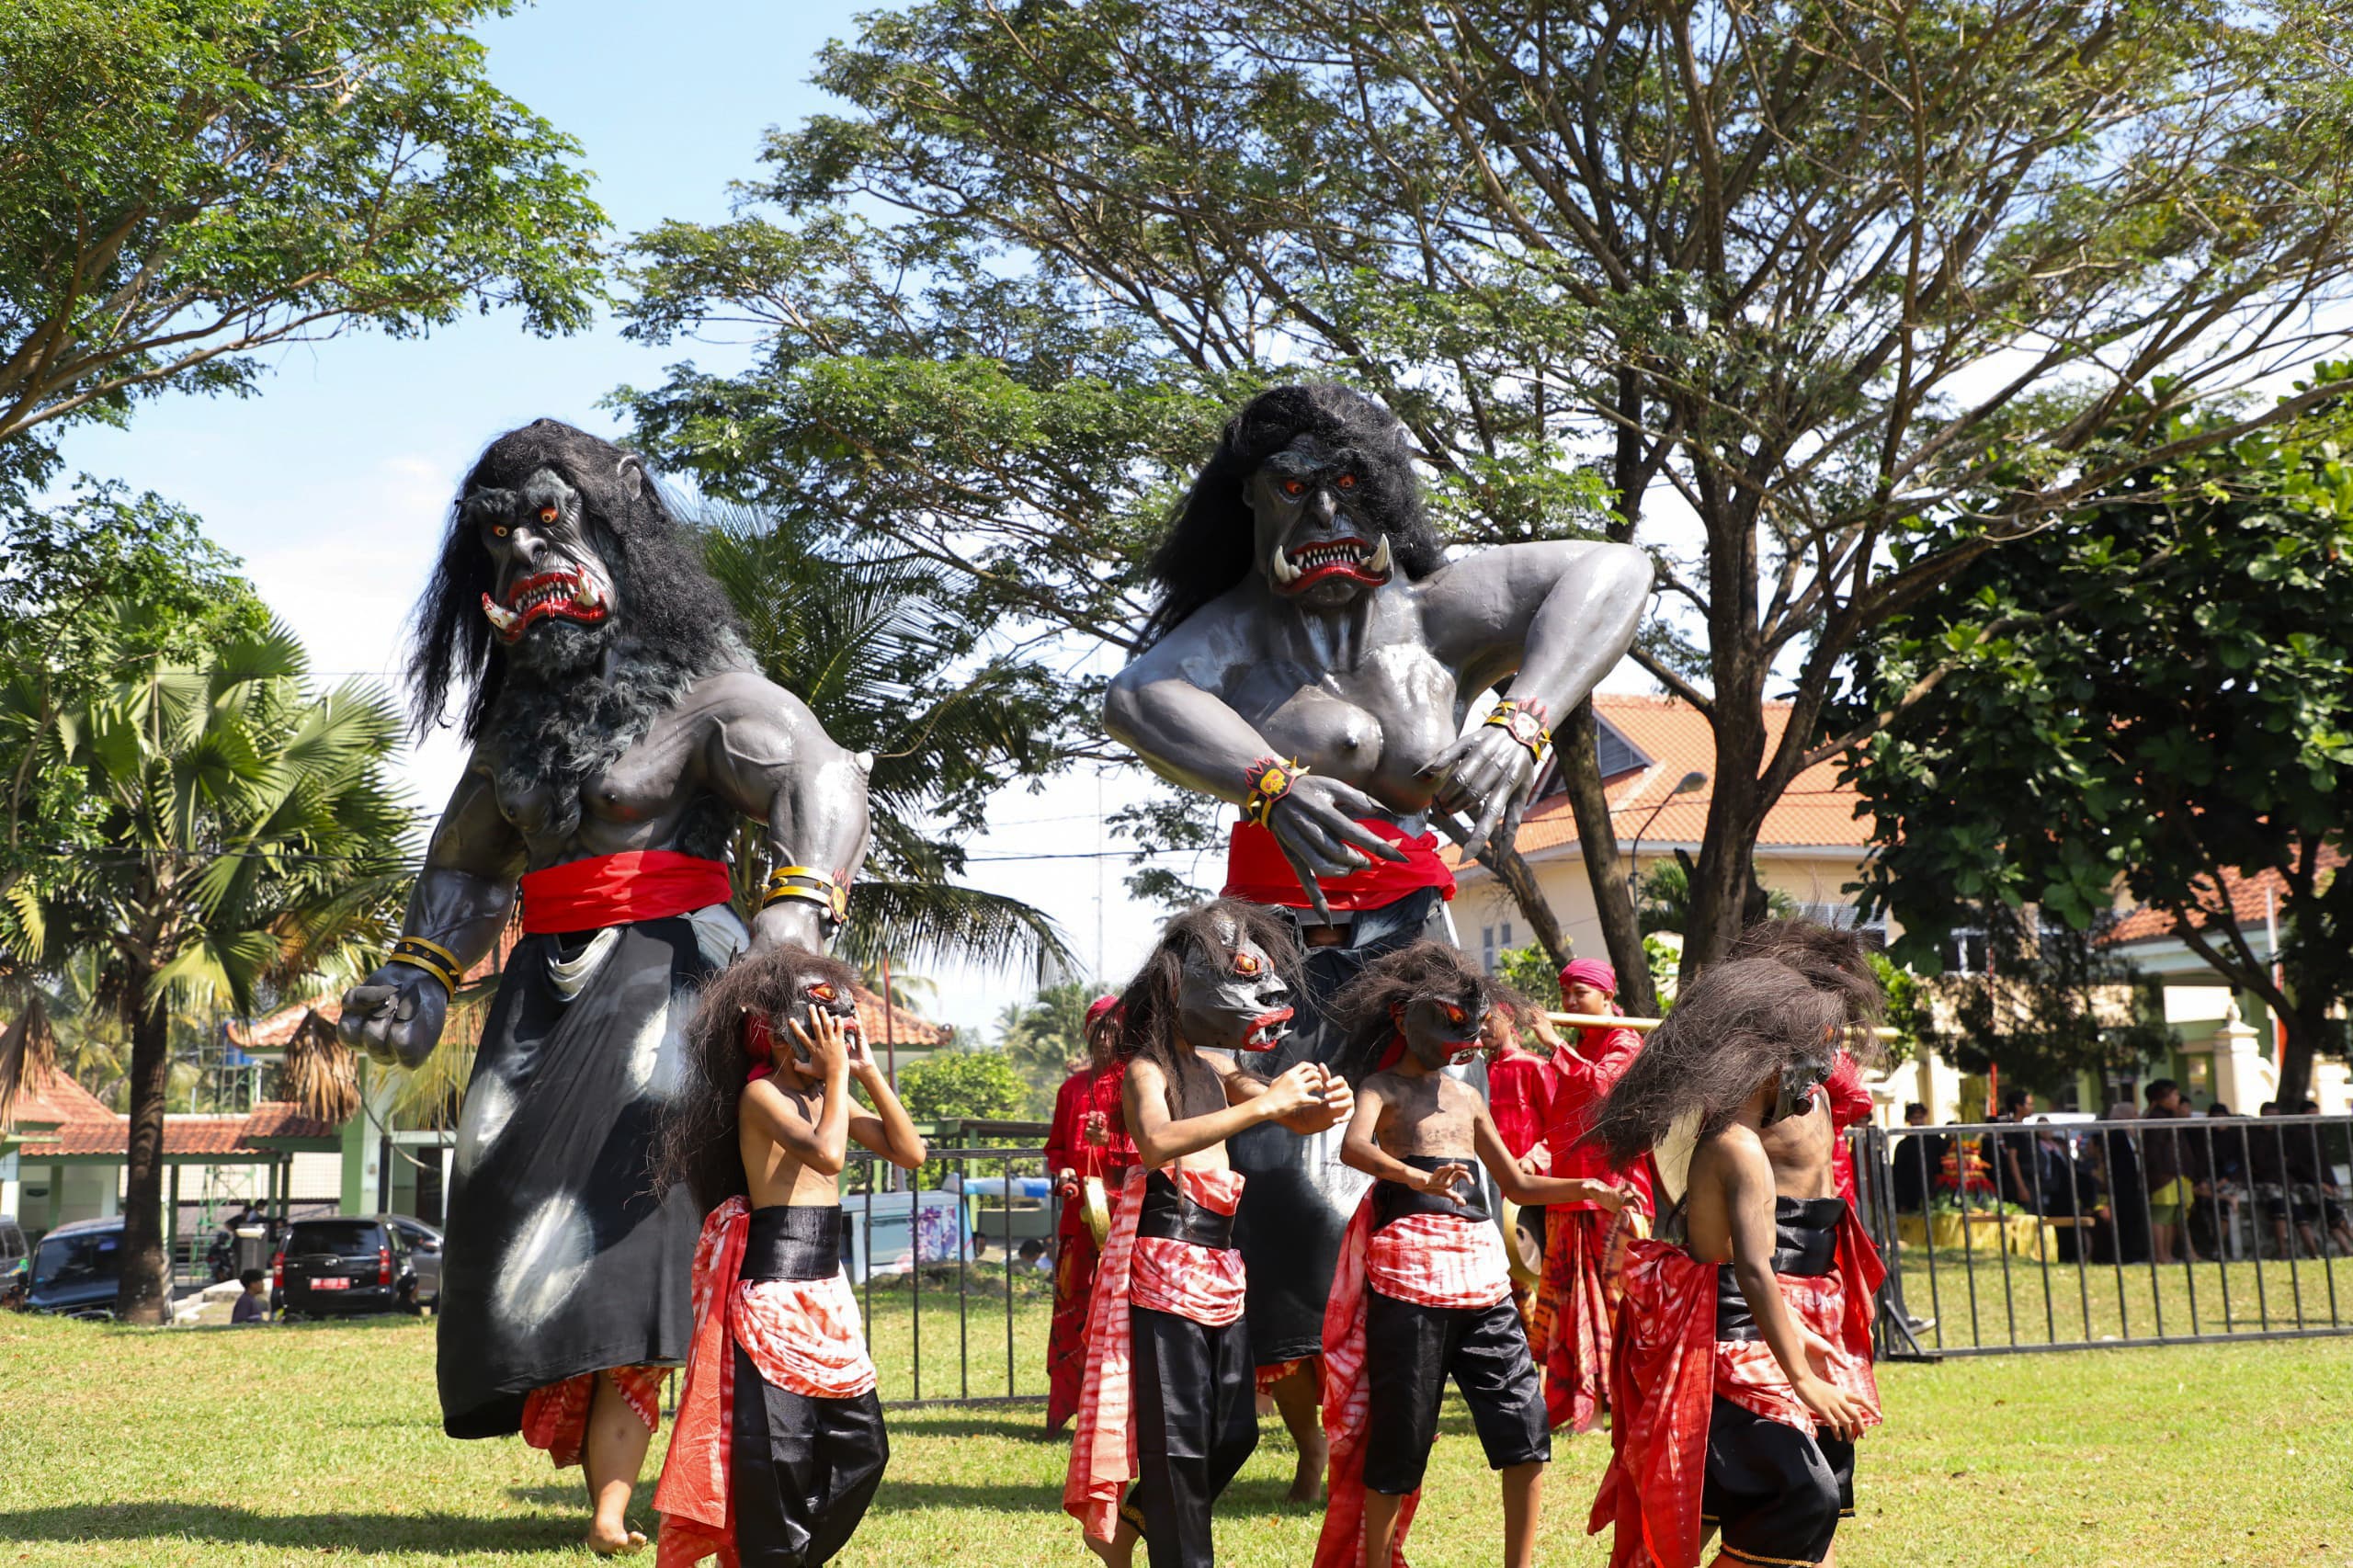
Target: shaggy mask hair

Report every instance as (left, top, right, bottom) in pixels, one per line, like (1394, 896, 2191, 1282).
(1327, 939, 1520, 1058)
(655, 942, 863, 1217)
(404, 419, 750, 857)
(1724, 918, 1888, 1051)
(1108, 898, 1302, 1119)
(1581, 958, 1852, 1168)
(1140, 384, 1446, 646)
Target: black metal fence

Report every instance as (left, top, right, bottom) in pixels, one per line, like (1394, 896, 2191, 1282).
(1857, 1113, 2353, 1358)
(841, 1137, 1059, 1407)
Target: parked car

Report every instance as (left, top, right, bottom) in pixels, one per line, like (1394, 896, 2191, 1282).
(23, 1216, 125, 1318)
(272, 1214, 440, 1318)
(0, 1215, 29, 1307)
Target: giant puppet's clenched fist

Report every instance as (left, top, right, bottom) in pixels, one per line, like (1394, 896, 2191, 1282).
(338, 966, 450, 1069)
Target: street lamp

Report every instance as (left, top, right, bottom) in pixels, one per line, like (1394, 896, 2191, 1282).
(1628, 768, 1709, 919)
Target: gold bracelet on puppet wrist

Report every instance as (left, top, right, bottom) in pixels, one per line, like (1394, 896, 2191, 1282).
(1242, 756, 1307, 827)
(1482, 699, 1552, 764)
(762, 865, 848, 926)
(387, 936, 463, 995)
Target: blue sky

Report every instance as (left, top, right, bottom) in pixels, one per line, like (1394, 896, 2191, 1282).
(50, 1, 1180, 1038)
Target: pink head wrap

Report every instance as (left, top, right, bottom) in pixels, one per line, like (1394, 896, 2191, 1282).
(1558, 959, 1619, 1000)
(1085, 994, 1122, 1028)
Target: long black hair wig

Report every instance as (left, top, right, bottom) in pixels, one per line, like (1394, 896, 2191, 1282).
(1326, 939, 1520, 1057)
(404, 418, 745, 740)
(1139, 384, 1447, 646)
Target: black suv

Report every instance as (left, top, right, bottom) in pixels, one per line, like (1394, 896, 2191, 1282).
(23, 1217, 126, 1318)
(274, 1214, 441, 1318)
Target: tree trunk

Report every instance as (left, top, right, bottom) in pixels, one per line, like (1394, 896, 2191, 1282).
(1554, 699, 1657, 1016)
(1478, 840, 1572, 975)
(2273, 1003, 2321, 1111)
(1680, 703, 1770, 983)
(116, 960, 172, 1324)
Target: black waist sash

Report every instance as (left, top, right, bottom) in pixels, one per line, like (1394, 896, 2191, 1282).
(1136, 1169, 1238, 1251)
(1715, 1195, 1845, 1341)
(743, 1204, 848, 1282)
(1373, 1153, 1492, 1230)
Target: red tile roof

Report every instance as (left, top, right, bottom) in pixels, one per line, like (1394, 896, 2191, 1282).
(2107, 848, 2346, 946)
(1446, 693, 1873, 868)
(4, 1067, 115, 1131)
(226, 999, 342, 1051)
(856, 984, 948, 1049)
(12, 1095, 335, 1159)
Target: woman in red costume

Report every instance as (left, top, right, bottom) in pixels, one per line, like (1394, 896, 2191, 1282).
(1045, 996, 1139, 1434)
(1528, 958, 1654, 1433)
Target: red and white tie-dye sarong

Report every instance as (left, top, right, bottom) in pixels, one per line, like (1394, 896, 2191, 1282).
(1063, 1164, 1246, 1545)
(520, 1363, 666, 1469)
(654, 1198, 878, 1568)
(1313, 1192, 1515, 1568)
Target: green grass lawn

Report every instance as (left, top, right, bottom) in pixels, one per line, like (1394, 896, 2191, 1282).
(1894, 1248, 2353, 1352)
(4, 1305, 2348, 1567)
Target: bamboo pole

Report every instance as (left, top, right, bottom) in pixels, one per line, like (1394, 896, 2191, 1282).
(1547, 1012, 1900, 1039)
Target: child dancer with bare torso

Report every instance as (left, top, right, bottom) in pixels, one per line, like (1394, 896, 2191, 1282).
(653, 945, 926, 1567)
(1317, 942, 1627, 1568)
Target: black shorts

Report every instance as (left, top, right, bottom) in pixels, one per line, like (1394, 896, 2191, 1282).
(1360, 1289, 1549, 1494)
(1700, 1397, 1852, 1565)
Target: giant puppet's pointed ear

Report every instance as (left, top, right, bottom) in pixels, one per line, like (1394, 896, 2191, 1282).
(617, 453, 648, 499)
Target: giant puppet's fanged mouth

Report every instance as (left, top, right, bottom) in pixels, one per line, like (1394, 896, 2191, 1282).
(1242, 1006, 1295, 1051)
(1267, 532, 1392, 594)
(480, 567, 610, 643)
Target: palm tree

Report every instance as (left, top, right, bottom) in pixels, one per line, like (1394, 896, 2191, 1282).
(7, 620, 411, 1321)
(699, 503, 1075, 980)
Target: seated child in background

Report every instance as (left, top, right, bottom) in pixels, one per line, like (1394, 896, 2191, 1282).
(652, 944, 926, 1568)
(1064, 900, 1353, 1568)
(1582, 949, 1885, 1568)
(232, 1267, 269, 1325)
(1316, 941, 1627, 1568)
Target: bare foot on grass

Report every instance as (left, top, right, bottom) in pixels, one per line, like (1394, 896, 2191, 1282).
(1083, 1522, 1139, 1568)
(585, 1521, 646, 1557)
(1288, 1428, 1327, 1502)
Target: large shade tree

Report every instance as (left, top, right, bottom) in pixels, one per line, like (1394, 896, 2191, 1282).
(617, 0, 2353, 1008)
(0, 0, 606, 495)
(1844, 391, 2353, 1107)
(3, 619, 411, 1321)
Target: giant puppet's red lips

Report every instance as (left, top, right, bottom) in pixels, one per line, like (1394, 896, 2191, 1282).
(480, 567, 609, 643)
(1267, 532, 1393, 595)
(1242, 1006, 1295, 1051)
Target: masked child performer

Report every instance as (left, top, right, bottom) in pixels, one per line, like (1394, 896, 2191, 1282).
(1315, 941, 1629, 1568)
(1065, 900, 1355, 1568)
(1582, 952, 1885, 1568)
(1528, 958, 1654, 1433)
(651, 944, 926, 1567)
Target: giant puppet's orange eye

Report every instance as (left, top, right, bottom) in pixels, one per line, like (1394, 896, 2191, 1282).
(539, 504, 559, 524)
(1233, 950, 1262, 976)
(1280, 478, 1307, 496)
(1442, 1002, 1467, 1025)
(807, 983, 837, 1003)
(1336, 473, 1358, 490)
(492, 524, 509, 538)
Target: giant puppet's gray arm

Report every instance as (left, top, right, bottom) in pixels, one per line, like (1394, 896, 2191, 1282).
(1103, 632, 1406, 922)
(339, 760, 525, 1068)
(699, 671, 874, 954)
(1421, 540, 1653, 857)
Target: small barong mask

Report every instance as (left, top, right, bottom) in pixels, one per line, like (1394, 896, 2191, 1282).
(744, 969, 865, 1078)
(1766, 1032, 1837, 1126)
(1176, 916, 1293, 1052)
(1392, 992, 1487, 1069)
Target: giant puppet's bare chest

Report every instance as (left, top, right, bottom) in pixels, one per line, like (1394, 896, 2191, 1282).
(1222, 639, 1462, 812)
(492, 703, 713, 857)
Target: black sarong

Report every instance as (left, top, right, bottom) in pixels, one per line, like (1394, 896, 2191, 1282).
(437, 914, 717, 1437)
(1125, 1304, 1259, 1568)
(1227, 886, 1464, 1366)
(731, 1205, 888, 1568)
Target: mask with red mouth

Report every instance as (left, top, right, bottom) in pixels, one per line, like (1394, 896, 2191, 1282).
(1249, 432, 1397, 610)
(1392, 992, 1489, 1069)
(1176, 916, 1294, 1053)
(461, 470, 617, 646)
(749, 971, 866, 1078)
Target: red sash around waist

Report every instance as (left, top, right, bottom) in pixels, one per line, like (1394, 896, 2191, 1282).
(1219, 819, 1456, 912)
(517, 850, 734, 935)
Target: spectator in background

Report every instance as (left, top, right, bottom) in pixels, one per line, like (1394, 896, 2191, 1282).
(231, 1267, 269, 1325)
(1484, 1001, 1559, 1301)
(1986, 1086, 2040, 1209)
(1893, 1103, 1941, 1214)
(1017, 1238, 1051, 1276)
(2093, 1102, 2148, 1265)
(2141, 1079, 2207, 1265)
(1042, 995, 1136, 1435)
(2202, 1104, 2252, 1259)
